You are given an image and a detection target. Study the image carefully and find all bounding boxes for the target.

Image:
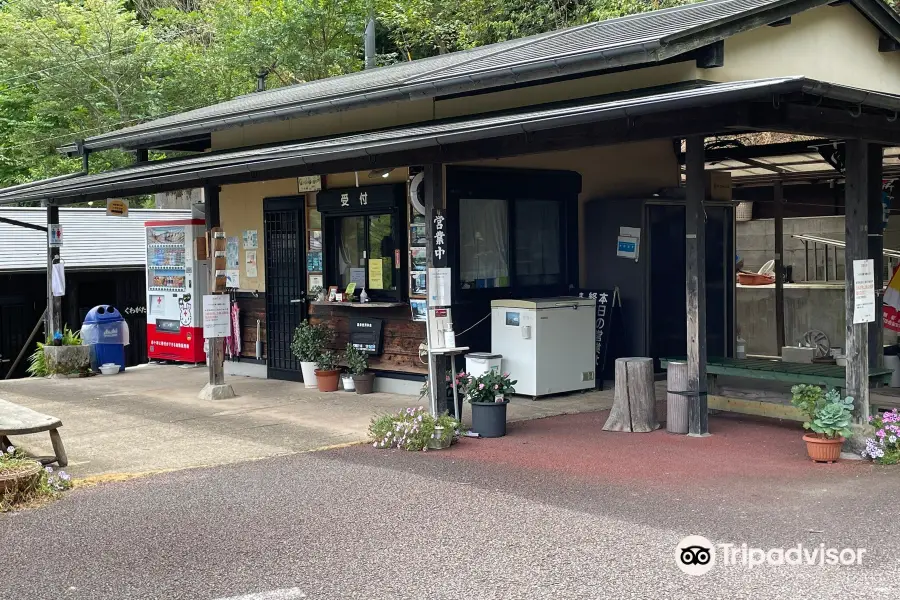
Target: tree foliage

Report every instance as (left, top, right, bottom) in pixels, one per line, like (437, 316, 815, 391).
(2, 0, 897, 193)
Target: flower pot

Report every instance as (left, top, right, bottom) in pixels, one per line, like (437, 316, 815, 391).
(0, 460, 42, 498)
(300, 361, 318, 389)
(471, 399, 509, 438)
(428, 426, 452, 450)
(353, 372, 375, 395)
(315, 369, 341, 392)
(803, 433, 845, 463)
(341, 375, 356, 391)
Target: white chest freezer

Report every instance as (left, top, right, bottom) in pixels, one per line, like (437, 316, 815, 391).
(490, 297, 596, 397)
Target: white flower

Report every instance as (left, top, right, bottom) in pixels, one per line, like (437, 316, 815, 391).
(373, 442, 378, 448)
(5, 446, 13, 454)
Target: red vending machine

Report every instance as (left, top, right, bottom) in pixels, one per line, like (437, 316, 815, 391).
(144, 219, 208, 363)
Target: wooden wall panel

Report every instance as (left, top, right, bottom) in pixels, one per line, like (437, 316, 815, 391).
(309, 303, 427, 374)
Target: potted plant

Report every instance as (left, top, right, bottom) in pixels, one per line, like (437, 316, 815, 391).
(369, 407, 462, 451)
(792, 386, 853, 463)
(290, 321, 333, 388)
(341, 370, 356, 392)
(315, 350, 341, 392)
(346, 343, 375, 395)
(468, 371, 516, 438)
(0, 446, 43, 501)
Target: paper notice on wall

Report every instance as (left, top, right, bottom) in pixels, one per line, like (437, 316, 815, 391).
(853, 259, 876, 324)
(350, 267, 366, 289)
(428, 267, 452, 307)
(203, 295, 230, 338)
(226, 237, 240, 269)
(245, 250, 258, 278)
(368, 260, 384, 290)
(226, 270, 240, 288)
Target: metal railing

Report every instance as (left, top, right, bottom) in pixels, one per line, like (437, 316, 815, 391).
(791, 234, 900, 282)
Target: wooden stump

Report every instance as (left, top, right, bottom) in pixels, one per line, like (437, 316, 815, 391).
(603, 357, 660, 433)
(666, 361, 689, 434)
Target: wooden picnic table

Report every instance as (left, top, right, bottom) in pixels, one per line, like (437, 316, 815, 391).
(660, 357, 892, 390)
(0, 398, 67, 467)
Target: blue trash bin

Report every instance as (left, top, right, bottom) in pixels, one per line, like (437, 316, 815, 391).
(82, 305, 130, 373)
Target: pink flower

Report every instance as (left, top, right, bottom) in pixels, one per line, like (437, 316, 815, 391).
(503, 372, 509, 378)
(877, 429, 886, 438)
(479, 383, 485, 390)
(494, 384, 499, 390)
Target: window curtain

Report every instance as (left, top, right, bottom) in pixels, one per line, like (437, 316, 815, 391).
(460, 198, 509, 286)
(516, 199, 561, 286)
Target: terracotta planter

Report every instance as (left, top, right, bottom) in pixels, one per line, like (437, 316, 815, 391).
(803, 433, 844, 463)
(0, 460, 42, 498)
(315, 369, 340, 392)
(353, 372, 375, 395)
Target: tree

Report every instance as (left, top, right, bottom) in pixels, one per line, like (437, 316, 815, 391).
(0, 0, 163, 186)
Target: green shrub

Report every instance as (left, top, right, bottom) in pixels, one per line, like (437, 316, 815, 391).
(345, 343, 368, 375)
(290, 321, 334, 363)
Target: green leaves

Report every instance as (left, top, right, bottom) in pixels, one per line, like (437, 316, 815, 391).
(803, 389, 854, 439)
(0, 0, 711, 191)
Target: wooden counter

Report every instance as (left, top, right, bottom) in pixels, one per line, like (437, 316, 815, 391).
(309, 302, 427, 374)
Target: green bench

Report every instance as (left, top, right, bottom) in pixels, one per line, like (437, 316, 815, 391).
(660, 357, 892, 391)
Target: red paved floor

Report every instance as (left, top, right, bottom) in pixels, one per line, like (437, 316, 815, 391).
(436, 409, 868, 488)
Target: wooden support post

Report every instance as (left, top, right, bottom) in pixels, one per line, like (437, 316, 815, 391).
(845, 139, 870, 420)
(46, 203, 62, 345)
(774, 180, 786, 353)
(685, 136, 709, 436)
(423, 164, 450, 416)
(199, 185, 234, 400)
(868, 144, 885, 369)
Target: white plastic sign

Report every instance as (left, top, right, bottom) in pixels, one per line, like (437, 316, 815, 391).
(203, 295, 231, 338)
(853, 259, 876, 324)
(48, 224, 63, 247)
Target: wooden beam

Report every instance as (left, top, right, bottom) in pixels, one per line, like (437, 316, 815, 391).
(685, 136, 709, 436)
(768, 17, 792, 27)
(695, 40, 724, 69)
(845, 139, 870, 421)
(747, 104, 900, 146)
(879, 36, 900, 52)
(0, 216, 47, 232)
(683, 139, 833, 164)
(869, 144, 885, 369)
(774, 181, 786, 353)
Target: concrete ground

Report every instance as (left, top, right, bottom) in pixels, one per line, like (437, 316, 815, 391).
(0, 364, 614, 476)
(2, 410, 898, 600)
